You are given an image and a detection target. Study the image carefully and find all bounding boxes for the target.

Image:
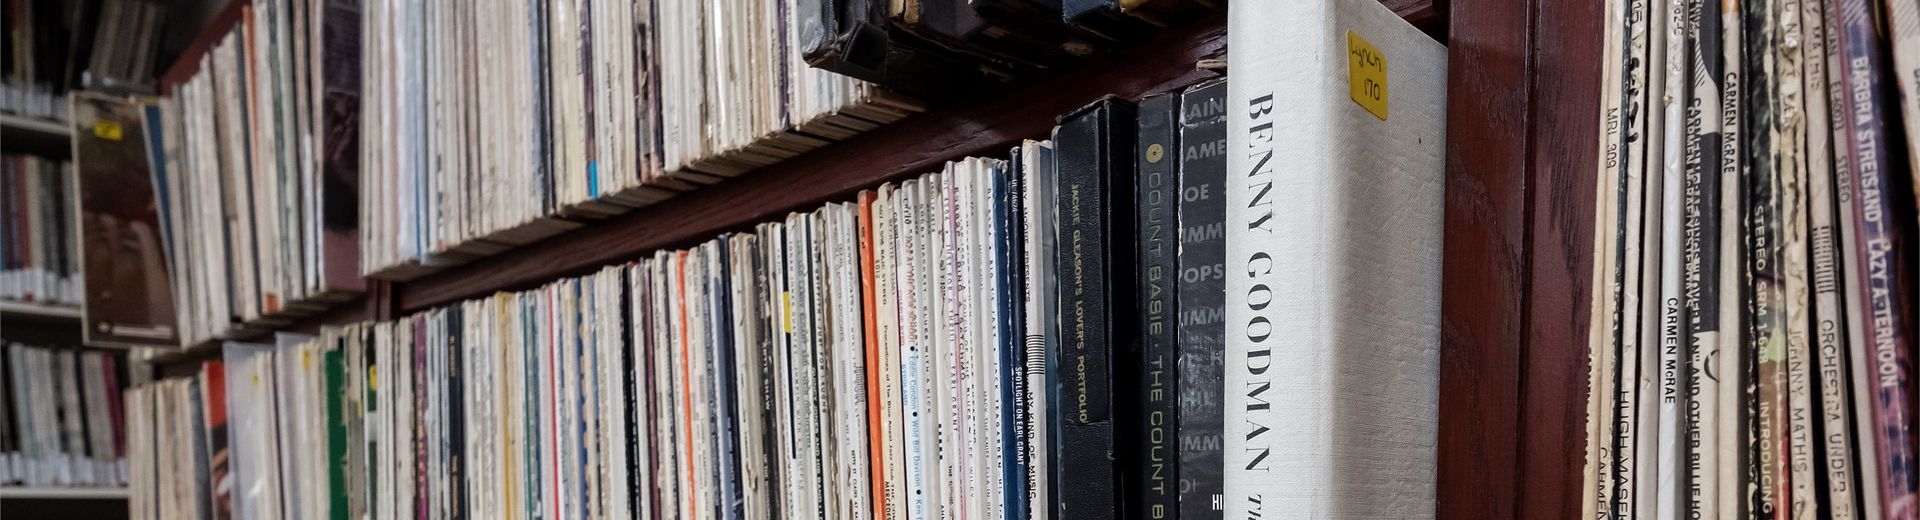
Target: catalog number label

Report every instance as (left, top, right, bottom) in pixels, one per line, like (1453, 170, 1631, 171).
(1347, 30, 1389, 121)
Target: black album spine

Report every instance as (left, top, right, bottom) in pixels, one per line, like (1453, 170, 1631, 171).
(1133, 92, 1179, 520)
(1175, 77, 1226, 520)
(1050, 96, 1135, 520)
(448, 307, 466, 520)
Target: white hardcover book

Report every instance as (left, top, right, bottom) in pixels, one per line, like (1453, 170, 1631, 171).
(1223, 0, 1445, 517)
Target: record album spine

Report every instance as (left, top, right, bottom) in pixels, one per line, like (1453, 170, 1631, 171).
(1682, 0, 1727, 511)
(1176, 78, 1226, 520)
(1830, 0, 1920, 512)
(1133, 92, 1180, 520)
(1050, 97, 1134, 520)
(1653, 0, 1690, 511)
(1711, 0, 1746, 513)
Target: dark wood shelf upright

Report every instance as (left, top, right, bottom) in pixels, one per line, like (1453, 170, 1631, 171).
(1437, 0, 1600, 516)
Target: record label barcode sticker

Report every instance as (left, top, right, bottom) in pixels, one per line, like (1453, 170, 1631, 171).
(93, 121, 123, 141)
(1347, 30, 1389, 120)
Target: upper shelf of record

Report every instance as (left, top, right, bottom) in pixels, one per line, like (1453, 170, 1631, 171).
(390, 2, 1441, 314)
(131, 0, 1439, 355)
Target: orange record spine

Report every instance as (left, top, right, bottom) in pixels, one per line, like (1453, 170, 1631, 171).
(859, 191, 887, 520)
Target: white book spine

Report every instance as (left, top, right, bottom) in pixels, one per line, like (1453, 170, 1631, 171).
(1587, 0, 1628, 510)
(898, 180, 932, 520)
(1654, 0, 1688, 512)
(1223, 0, 1445, 517)
(1019, 142, 1057, 520)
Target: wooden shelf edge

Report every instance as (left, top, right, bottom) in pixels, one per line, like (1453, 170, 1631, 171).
(0, 114, 71, 138)
(0, 486, 129, 500)
(0, 301, 83, 320)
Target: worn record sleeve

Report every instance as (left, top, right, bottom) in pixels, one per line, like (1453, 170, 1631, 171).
(1050, 96, 1135, 520)
(1176, 78, 1227, 520)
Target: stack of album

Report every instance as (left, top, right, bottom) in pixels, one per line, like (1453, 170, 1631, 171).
(80, 0, 169, 94)
(138, 0, 363, 348)
(2, 0, 73, 121)
(0, 343, 127, 488)
(0, 154, 80, 307)
(357, 0, 923, 281)
(1583, 0, 1920, 515)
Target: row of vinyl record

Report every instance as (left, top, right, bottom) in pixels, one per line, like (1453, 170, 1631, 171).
(355, 0, 923, 280)
(124, 0, 1449, 517)
(0, 154, 79, 307)
(84, 0, 169, 93)
(0, 83, 66, 122)
(1582, 0, 1920, 515)
(3, 0, 67, 120)
(131, 0, 363, 348)
(1, 343, 128, 488)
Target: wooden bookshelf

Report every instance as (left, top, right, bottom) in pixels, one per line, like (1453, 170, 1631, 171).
(124, 0, 1619, 518)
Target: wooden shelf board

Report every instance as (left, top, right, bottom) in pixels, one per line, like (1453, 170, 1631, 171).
(0, 486, 128, 500)
(0, 301, 83, 320)
(0, 114, 73, 158)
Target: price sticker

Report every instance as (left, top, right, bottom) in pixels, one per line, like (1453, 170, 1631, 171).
(94, 120, 123, 141)
(1347, 30, 1390, 120)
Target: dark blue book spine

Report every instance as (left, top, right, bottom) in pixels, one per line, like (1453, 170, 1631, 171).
(1175, 78, 1227, 520)
(996, 159, 1030, 520)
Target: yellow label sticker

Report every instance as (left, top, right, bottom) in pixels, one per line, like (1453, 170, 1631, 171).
(1347, 30, 1390, 120)
(369, 365, 378, 391)
(93, 121, 123, 141)
(252, 373, 261, 386)
(782, 292, 793, 333)
(303, 350, 312, 370)
(1145, 143, 1165, 164)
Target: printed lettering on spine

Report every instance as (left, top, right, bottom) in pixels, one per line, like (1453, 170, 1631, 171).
(1133, 91, 1180, 520)
(1176, 77, 1227, 520)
